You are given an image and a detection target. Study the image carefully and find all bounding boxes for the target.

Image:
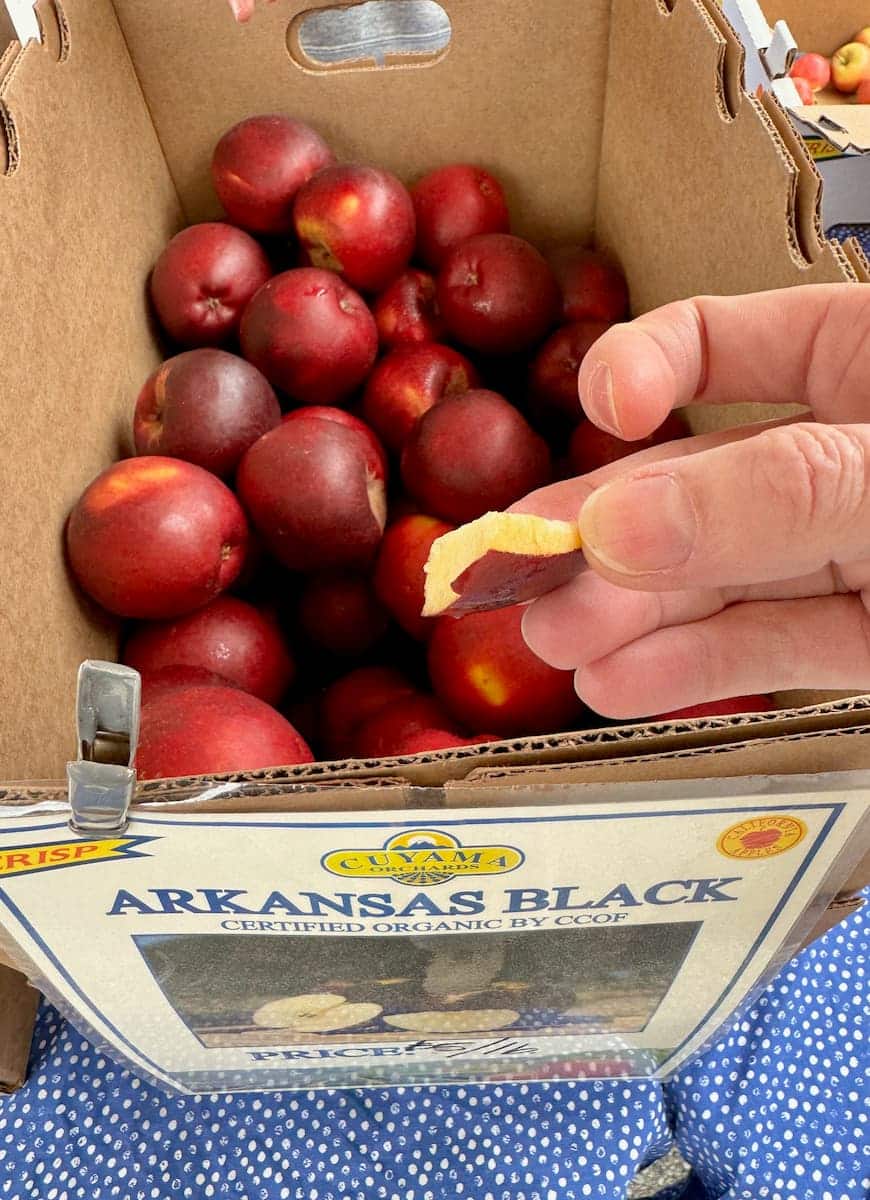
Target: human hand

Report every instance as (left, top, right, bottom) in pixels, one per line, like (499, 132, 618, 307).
(226, 0, 276, 22)
(518, 284, 870, 717)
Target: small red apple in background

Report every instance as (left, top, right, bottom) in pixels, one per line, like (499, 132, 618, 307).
(437, 233, 559, 353)
(133, 349, 281, 478)
(136, 683, 313, 779)
(293, 165, 416, 292)
(282, 406, 388, 481)
(320, 665, 417, 759)
(831, 41, 870, 92)
(297, 572, 389, 656)
(547, 246, 629, 325)
(236, 418, 386, 571)
(66, 457, 248, 619)
(788, 52, 831, 93)
(428, 604, 586, 736)
(392, 729, 497, 754)
(529, 320, 611, 421)
(123, 595, 295, 705)
(401, 390, 551, 523)
(856, 76, 870, 103)
(373, 513, 454, 640)
(792, 77, 815, 105)
(372, 270, 445, 349)
(654, 695, 776, 720)
(361, 344, 479, 453)
(569, 410, 691, 474)
(140, 665, 235, 702)
(410, 164, 510, 269)
(240, 268, 378, 405)
(150, 223, 272, 348)
(352, 693, 458, 758)
(211, 114, 334, 235)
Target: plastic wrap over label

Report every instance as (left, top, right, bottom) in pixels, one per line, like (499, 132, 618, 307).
(0, 775, 866, 1094)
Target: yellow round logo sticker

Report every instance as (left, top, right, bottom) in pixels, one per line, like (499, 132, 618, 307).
(717, 815, 807, 860)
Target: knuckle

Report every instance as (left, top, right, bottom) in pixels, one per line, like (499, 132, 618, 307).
(759, 422, 867, 533)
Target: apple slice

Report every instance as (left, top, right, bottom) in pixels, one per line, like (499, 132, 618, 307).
(422, 510, 585, 617)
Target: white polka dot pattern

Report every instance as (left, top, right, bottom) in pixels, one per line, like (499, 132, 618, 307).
(0, 897, 865, 1199)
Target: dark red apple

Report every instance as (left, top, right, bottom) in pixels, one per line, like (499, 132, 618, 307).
(529, 320, 611, 422)
(361, 343, 479, 454)
(437, 233, 559, 353)
(400, 390, 551, 523)
(428, 604, 586, 736)
(240, 268, 377, 405)
(293, 165, 415, 292)
(372, 269, 445, 349)
(136, 683, 313, 779)
(373, 513, 454, 640)
(320, 665, 417, 759)
(211, 114, 334, 235)
(66, 457, 248, 619)
(236, 417, 386, 571)
(140, 665, 235, 702)
(392, 729, 497, 754)
(150, 222, 272, 347)
(133, 349, 281, 478)
(123, 594, 295, 705)
(282, 406, 388, 480)
(569, 411, 691, 474)
(352, 694, 458, 758)
(411, 164, 510, 268)
(548, 245, 629, 324)
(654, 695, 776, 720)
(297, 572, 389, 656)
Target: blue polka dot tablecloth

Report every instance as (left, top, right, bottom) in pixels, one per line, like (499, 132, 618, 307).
(0, 895, 866, 1199)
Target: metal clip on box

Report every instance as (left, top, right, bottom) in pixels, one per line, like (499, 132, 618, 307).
(67, 661, 140, 837)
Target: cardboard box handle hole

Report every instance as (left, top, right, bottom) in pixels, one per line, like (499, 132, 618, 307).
(288, 0, 451, 74)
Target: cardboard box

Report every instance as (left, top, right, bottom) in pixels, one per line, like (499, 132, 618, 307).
(0, 0, 868, 1090)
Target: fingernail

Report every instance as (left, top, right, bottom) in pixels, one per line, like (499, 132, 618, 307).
(579, 473, 697, 575)
(584, 361, 621, 436)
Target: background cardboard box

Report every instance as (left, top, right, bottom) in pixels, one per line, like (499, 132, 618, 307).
(0, 0, 868, 1089)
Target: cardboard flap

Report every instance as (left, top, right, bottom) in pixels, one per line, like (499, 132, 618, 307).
(0, 0, 182, 781)
(110, 0, 609, 245)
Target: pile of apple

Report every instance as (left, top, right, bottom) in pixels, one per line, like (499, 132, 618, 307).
(788, 27, 870, 103)
(65, 114, 771, 781)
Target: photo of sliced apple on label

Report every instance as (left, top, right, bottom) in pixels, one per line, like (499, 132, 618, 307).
(422, 511, 586, 617)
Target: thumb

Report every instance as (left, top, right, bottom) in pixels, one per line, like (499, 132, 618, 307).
(577, 421, 870, 589)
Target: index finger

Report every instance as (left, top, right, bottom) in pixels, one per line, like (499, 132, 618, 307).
(581, 283, 870, 440)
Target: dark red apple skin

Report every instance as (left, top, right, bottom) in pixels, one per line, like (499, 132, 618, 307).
(436, 233, 560, 354)
(66, 457, 248, 619)
(548, 246, 629, 324)
(372, 269, 445, 349)
(293, 165, 416, 293)
(654, 695, 776, 720)
(136, 683, 313, 779)
(400, 390, 551, 523)
(282, 406, 388, 481)
(373, 513, 454, 640)
(428, 605, 586, 736)
(123, 594, 295, 705)
(352, 694, 458, 758)
(569, 411, 691, 474)
(297, 572, 389, 656)
(529, 320, 611, 422)
(133, 349, 281, 478)
(239, 268, 377, 405)
(211, 114, 335, 235)
(320, 666, 417, 759)
(236, 418, 386, 571)
(150, 223, 272, 348)
(361, 344, 479, 454)
(411, 164, 510, 269)
(392, 728, 497, 754)
(447, 546, 587, 615)
(139, 665, 235, 703)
